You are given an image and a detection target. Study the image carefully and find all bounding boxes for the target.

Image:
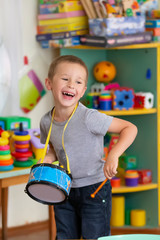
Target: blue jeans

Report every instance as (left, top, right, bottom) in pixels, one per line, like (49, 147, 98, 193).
(54, 181, 112, 239)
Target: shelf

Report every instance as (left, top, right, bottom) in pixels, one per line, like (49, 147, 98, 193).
(68, 42, 160, 50)
(112, 183, 158, 194)
(99, 108, 157, 116)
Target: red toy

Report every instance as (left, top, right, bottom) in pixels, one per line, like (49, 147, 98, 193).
(138, 169, 152, 184)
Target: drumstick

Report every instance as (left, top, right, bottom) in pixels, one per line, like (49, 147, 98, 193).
(91, 178, 108, 198)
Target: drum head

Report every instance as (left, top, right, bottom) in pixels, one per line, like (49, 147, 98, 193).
(26, 182, 66, 205)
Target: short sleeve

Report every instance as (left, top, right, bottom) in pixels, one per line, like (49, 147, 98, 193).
(39, 111, 51, 144)
(85, 109, 113, 136)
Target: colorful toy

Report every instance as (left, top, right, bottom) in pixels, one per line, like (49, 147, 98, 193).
(99, 91, 112, 110)
(25, 164, 72, 204)
(85, 93, 100, 109)
(119, 155, 137, 170)
(112, 87, 134, 110)
(28, 128, 45, 161)
(90, 83, 105, 93)
(134, 93, 145, 109)
(19, 69, 46, 113)
(141, 92, 154, 109)
(0, 116, 31, 130)
(125, 170, 139, 186)
(104, 82, 120, 91)
(11, 124, 33, 167)
(138, 169, 152, 184)
(93, 61, 116, 83)
(110, 177, 121, 187)
(0, 131, 14, 171)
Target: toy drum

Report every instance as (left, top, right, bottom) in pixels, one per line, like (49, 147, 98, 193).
(25, 163, 72, 205)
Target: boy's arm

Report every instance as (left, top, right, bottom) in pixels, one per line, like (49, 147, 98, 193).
(38, 143, 57, 164)
(104, 117, 138, 179)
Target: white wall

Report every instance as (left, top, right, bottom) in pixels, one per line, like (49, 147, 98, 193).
(0, 0, 59, 227)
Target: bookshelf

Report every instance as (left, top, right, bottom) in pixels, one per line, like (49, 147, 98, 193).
(60, 42, 160, 229)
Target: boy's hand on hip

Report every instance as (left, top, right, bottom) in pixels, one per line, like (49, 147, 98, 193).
(103, 154, 118, 179)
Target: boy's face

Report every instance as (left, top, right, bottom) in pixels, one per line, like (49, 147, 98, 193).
(45, 62, 87, 109)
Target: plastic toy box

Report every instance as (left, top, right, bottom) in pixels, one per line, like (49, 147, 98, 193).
(0, 116, 31, 130)
(89, 16, 145, 37)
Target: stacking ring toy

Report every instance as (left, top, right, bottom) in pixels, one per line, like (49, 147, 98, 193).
(12, 151, 32, 158)
(12, 134, 31, 141)
(15, 141, 29, 145)
(14, 160, 33, 167)
(0, 145, 10, 150)
(0, 150, 11, 155)
(14, 130, 29, 136)
(0, 159, 14, 166)
(0, 138, 9, 146)
(15, 144, 29, 149)
(0, 165, 14, 171)
(15, 157, 29, 161)
(0, 154, 12, 160)
(16, 148, 29, 153)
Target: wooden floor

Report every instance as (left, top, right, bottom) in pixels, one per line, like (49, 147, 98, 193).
(8, 229, 49, 240)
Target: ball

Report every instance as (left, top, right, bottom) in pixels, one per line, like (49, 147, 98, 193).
(93, 61, 116, 83)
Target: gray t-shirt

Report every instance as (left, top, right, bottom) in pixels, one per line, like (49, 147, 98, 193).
(40, 102, 113, 188)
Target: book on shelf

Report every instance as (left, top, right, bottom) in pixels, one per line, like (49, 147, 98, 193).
(39, 1, 83, 14)
(146, 28, 160, 36)
(38, 10, 86, 20)
(40, 36, 80, 48)
(145, 19, 160, 28)
(38, 15, 88, 26)
(80, 32, 153, 48)
(37, 21, 88, 34)
(36, 29, 88, 41)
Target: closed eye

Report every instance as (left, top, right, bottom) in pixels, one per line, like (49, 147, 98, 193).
(62, 78, 68, 81)
(76, 81, 82, 84)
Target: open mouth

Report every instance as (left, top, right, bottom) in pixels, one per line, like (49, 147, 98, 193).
(62, 91, 75, 97)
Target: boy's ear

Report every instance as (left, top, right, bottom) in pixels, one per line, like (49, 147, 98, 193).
(45, 78, 52, 90)
(81, 86, 87, 98)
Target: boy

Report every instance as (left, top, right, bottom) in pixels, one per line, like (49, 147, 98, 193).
(40, 55, 137, 239)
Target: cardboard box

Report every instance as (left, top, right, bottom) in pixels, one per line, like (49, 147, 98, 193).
(89, 16, 145, 37)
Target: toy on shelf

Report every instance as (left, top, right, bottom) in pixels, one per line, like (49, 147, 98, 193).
(28, 128, 45, 161)
(11, 123, 33, 168)
(110, 177, 121, 187)
(111, 195, 125, 227)
(0, 131, 14, 171)
(125, 170, 139, 186)
(85, 92, 100, 109)
(99, 91, 112, 110)
(93, 61, 116, 83)
(130, 209, 146, 227)
(90, 83, 105, 93)
(0, 116, 31, 131)
(119, 154, 137, 170)
(138, 169, 152, 184)
(134, 93, 145, 108)
(112, 87, 134, 110)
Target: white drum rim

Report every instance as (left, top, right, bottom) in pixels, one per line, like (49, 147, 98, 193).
(25, 180, 69, 205)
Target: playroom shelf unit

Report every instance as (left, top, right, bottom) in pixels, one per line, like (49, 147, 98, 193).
(60, 42, 160, 229)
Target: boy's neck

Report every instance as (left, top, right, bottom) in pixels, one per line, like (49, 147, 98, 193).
(53, 103, 78, 122)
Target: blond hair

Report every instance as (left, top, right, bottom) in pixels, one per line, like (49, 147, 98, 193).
(48, 55, 88, 84)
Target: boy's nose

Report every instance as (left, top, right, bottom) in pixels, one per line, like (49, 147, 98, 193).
(68, 81, 74, 89)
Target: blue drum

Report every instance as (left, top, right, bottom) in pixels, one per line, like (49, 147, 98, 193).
(25, 163, 72, 205)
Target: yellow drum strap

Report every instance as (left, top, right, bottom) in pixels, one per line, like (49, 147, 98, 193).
(40, 104, 78, 174)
